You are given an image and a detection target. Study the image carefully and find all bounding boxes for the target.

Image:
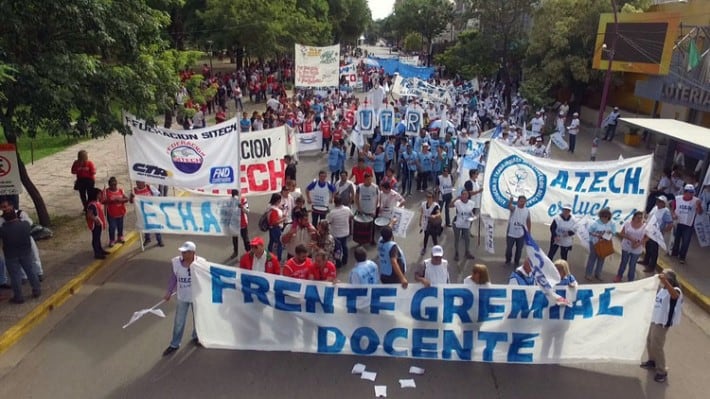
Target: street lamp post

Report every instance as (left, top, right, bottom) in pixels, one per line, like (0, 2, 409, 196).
(597, 0, 619, 129)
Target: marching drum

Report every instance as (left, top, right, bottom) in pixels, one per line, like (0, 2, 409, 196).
(374, 217, 391, 228)
(353, 214, 374, 245)
(312, 205, 329, 215)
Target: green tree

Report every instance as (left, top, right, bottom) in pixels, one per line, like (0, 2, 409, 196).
(0, 0, 189, 226)
(393, 0, 454, 65)
(199, 0, 332, 60)
(434, 30, 497, 80)
(328, 0, 372, 45)
(403, 32, 424, 53)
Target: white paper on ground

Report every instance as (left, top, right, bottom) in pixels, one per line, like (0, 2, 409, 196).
(374, 385, 387, 397)
(351, 363, 366, 374)
(409, 366, 425, 375)
(399, 379, 416, 388)
(361, 371, 377, 381)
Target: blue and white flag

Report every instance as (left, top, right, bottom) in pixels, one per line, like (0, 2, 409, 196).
(523, 229, 570, 306)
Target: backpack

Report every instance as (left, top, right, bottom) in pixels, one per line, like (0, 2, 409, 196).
(258, 210, 271, 232)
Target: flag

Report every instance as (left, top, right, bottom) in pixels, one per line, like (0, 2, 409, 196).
(523, 229, 570, 306)
(688, 39, 700, 72)
(644, 213, 667, 252)
(122, 298, 169, 329)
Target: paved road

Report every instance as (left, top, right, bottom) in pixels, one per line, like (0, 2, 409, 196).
(2, 146, 710, 398)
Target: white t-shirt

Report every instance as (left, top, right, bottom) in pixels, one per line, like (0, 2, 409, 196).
(674, 195, 700, 226)
(454, 199, 475, 229)
(621, 221, 646, 254)
(379, 190, 404, 219)
(327, 205, 353, 238)
(421, 259, 450, 285)
(437, 174, 454, 195)
(651, 287, 683, 326)
(171, 255, 206, 302)
(507, 207, 530, 238)
(251, 252, 268, 273)
(469, 180, 482, 208)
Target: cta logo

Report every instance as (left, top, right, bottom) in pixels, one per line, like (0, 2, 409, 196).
(210, 166, 234, 184)
(133, 163, 171, 180)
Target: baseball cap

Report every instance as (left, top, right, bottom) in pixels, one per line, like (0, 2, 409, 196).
(250, 237, 265, 246)
(561, 204, 572, 210)
(432, 245, 444, 257)
(656, 195, 668, 203)
(178, 241, 196, 252)
(684, 184, 695, 192)
(535, 137, 543, 142)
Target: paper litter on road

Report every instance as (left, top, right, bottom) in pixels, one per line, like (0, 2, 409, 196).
(409, 366, 425, 375)
(351, 363, 366, 374)
(361, 371, 377, 381)
(374, 385, 387, 397)
(399, 379, 416, 388)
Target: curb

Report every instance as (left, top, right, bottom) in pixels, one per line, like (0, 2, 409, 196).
(0, 231, 139, 355)
(656, 258, 710, 313)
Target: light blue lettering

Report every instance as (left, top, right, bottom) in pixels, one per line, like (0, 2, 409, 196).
(478, 288, 506, 322)
(273, 280, 301, 312)
(177, 202, 198, 231)
(412, 329, 439, 358)
(383, 328, 408, 357)
(589, 171, 607, 193)
(507, 332, 538, 363)
(624, 167, 643, 195)
(305, 285, 335, 314)
(479, 331, 508, 362)
(200, 202, 222, 233)
(241, 274, 270, 306)
(411, 287, 438, 322)
(140, 201, 162, 230)
(597, 287, 624, 316)
(406, 111, 420, 132)
(370, 287, 397, 314)
(337, 287, 369, 313)
(550, 170, 569, 189)
(443, 288, 474, 323)
(563, 289, 594, 319)
(351, 327, 380, 355)
(574, 172, 591, 192)
(159, 202, 180, 229)
(380, 111, 393, 133)
(442, 330, 473, 360)
(317, 326, 345, 353)
(210, 266, 236, 304)
(508, 290, 549, 319)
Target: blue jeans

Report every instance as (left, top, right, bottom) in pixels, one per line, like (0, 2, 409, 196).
(336, 236, 349, 266)
(268, 226, 283, 261)
(6, 254, 41, 300)
(617, 250, 641, 281)
(403, 170, 415, 195)
(169, 300, 197, 348)
(585, 243, 606, 278)
(107, 216, 124, 242)
(505, 236, 525, 265)
(671, 224, 693, 260)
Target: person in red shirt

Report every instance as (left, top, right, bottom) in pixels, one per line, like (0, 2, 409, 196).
(283, 244, 316, 280)
(239, 237, 280, 274)
(351, 158, 374, 185)
(313, 250, 337, 282)
(215, 106, 227, 124)
(320, 115, 333, 152)
(103, 176, 130, 247)
(71, 150, 96, 212)
(130, 180, 164, 247)
(332, 121, 344, 144)
(86, 188, 109, 259)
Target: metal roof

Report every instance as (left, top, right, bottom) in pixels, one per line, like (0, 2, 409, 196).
(620, 118, 710, 151)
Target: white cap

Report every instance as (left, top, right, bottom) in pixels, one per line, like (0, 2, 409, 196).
(178, 241, 197, 252)
(684, 184, 695, 192)
(431, 245, 444, 257)
(561, 204, 572, 210)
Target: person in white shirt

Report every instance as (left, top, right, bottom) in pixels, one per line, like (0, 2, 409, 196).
(162, 241, 206, 356)
(640, 270, 683, 383)
(567, 112, 580, 153)
(505, 196, 531, 266)
(450, 191, 476, 262)
(436, 167, 455, 226)
(378, 181, 404, 220)
(327, 195, 353, 267)
(415, 245, 450, 287)
(530, 111, 545, 137)
(463, 263, 491, 287)
(670, 184, 703, 264)
(602, 106, 621, 141)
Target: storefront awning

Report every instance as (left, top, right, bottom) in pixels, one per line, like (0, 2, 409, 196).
(620, 118, 710, 151)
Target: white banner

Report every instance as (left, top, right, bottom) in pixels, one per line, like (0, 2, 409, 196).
(391, 207, 415, 238)
(340, 64, 358, 86)
(188, 127, 289, 197)
(482, 215, 495, 254)
(482, 141, 653, 227)
(296, 131, 323, 153)
(694, 213, 710, 247)
(295, 44, 340, 87)
(125, 115, 240, 189)
(193, 262, 659, 364)
(550, 132, 569, 151)
(0, 144, 22, 195)
(135, 196, 240, 236)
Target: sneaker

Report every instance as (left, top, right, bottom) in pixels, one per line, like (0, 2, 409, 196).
(466, 253, 475, 260)
(613, 275, 622, 283)
(108, 241, 115, 248)
(231, 251, 239, 259)
(654, 373, 667, 383)
(637, 260, 648, 266)
(679, 259, 686, 264)
(584, 275, 594, 281)
(640, 360, 656, 370)
(157, 242, 165, 247)
(594, 275, 603, 282)
(162, 346, 178, 356)
(117, 237, 126, 244)
(143, 238, 152, 245)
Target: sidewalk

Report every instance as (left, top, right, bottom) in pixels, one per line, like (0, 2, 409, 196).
(1, 100, 709, 355)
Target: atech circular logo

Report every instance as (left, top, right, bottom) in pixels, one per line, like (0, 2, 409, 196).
(168, 142, 205, 174)
(488, 155, 547, 209)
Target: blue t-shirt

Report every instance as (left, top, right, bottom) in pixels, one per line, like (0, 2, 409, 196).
(402, 151, 419, 171)
(385, 142, 396, 161)
(328, 147, 343, 172)
(418, 151, 434, 172)
(373, 152, 386, 173)
(240, 118, 251, 132)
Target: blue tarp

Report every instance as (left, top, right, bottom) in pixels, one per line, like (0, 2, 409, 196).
(372, 58, 435, 80)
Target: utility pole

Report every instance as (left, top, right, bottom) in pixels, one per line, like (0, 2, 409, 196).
(597, 0, 619, 128)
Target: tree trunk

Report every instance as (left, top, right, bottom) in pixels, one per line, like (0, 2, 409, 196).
(0, 116, 51, 226)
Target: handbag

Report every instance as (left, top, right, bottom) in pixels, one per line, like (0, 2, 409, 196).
(594, 238, 614, 258)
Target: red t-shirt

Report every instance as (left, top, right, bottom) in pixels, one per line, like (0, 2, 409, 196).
(351, 166, 374, 185)
(283, 257, 315, 280)
(332, 127, 344, 142)
(268, 207, 282, 227)
(71, 160, 96, 180)
(314, 261, 337, 281)
(103, 188, 127, 218)
(320, 122, 332, 139)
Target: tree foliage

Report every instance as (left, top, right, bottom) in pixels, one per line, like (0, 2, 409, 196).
(0, 0, 191, 226)
(328, 0, 372, 45)
(198, 0, 332, 59)
(392, 0, 454, 48)
(434, 30, 497, 79)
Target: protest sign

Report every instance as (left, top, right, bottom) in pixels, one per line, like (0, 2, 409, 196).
(134, 196, 241, 236)
(403, 106, 424, 136)
(378, 105, 395, 136)
(357, 104, 375, 136)
(193, 263, 658, 364)
(694, 213, 710, 247)
(296, 131, 323, 153)
(482, 141, 653, 227)
(391, 207, 415, 238)
(295, 44, 340, 87)
(0, 144, 22, 195)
